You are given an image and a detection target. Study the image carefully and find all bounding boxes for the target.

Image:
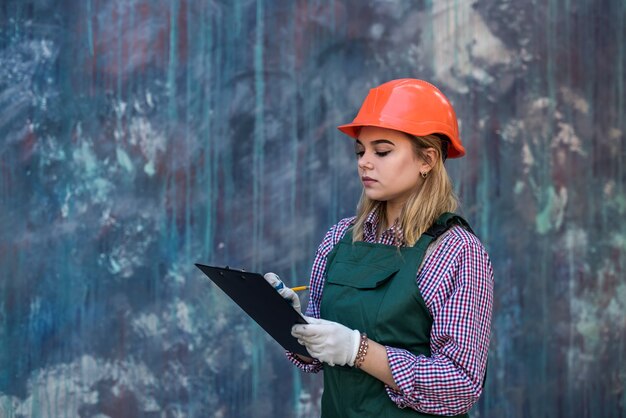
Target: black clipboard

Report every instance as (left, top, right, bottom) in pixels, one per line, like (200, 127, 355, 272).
(195, 264, 311, 357)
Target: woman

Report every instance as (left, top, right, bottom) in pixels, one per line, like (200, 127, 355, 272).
(265, 78, 493, 417)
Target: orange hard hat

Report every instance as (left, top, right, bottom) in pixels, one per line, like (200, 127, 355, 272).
(337, 78, 465, 158)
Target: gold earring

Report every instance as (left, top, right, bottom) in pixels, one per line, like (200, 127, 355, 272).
(421, 171, 428, 179)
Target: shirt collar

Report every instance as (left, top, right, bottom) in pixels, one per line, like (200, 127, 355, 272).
(363, 204, 405, 246)
(363, 207, 380, 237)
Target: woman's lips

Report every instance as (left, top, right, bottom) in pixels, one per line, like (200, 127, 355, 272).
(362, 177, 377, 186)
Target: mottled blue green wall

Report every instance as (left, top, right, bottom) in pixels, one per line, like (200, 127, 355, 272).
(0, 1, 624, 417)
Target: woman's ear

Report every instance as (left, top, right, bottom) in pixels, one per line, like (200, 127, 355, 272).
(422, 147, 438, 170)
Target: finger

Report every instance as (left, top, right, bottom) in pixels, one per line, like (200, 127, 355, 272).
(283, 292, 302, 312)
(292, 330, 324, 349)
(305, 347, 321, 358)
(292, 326, 312, 339)
(307, 347, 331, 366)
(292, 299, 302, 313)
(278, 288, 298, 303)
(308, 338, 330, 351)
(299, 334, 327, 348)
(292, 323, 315, 334)
(292, 325, 323, 339)
(292, 332, 318, 346)
(263, 272, 283, 289)
(292, 325, 306, 335)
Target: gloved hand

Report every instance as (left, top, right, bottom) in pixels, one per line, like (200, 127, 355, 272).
(263, 272, 301, 314)
(291, 317, 361, 367)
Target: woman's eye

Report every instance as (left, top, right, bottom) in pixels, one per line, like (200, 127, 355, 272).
(355, 150, 390, 158)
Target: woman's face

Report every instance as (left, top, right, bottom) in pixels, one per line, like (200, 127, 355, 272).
(355, 126, 429, 205)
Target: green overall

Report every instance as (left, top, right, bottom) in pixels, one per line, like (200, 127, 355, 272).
(319, 213, 473, 418)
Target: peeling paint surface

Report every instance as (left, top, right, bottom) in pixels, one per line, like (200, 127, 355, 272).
(0, 1, 624, 417)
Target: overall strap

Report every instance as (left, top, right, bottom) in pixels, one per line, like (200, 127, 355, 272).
(425, 212, 474, 238)
(412, 212, 474, 255)
(324, 227, 353, 270)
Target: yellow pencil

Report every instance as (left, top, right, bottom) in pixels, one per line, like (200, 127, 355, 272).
(290, 286, 308, 292)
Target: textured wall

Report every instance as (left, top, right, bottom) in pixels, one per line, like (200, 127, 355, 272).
(0, 0, 624, 417)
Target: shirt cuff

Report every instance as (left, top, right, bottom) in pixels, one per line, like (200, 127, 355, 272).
(286, 351, 323, 373)
(384, 346, 423, 409)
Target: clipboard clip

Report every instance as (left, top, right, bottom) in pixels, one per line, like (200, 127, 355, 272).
(221, 265, 249, 279)
(223, 265, 246, 272)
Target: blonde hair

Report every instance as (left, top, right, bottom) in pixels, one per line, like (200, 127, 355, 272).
(351, 134, 459, 246)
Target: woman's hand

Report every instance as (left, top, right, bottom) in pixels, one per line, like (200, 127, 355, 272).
(263, 272, 302, 314)
(291, 317, 360, 367)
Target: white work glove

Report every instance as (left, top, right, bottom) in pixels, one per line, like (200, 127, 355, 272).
(291, 317, 361, 367)
(263, 272, 301, 314)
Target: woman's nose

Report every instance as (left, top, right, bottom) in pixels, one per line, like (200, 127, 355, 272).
(358, 155, 373, 170)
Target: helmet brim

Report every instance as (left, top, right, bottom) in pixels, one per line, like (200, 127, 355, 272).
(337, 122, 465, 158)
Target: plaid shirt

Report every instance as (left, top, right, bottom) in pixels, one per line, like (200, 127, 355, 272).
(287, 208, 494, 415)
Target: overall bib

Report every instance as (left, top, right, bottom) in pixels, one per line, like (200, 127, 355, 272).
(319, 213, 472, 418)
